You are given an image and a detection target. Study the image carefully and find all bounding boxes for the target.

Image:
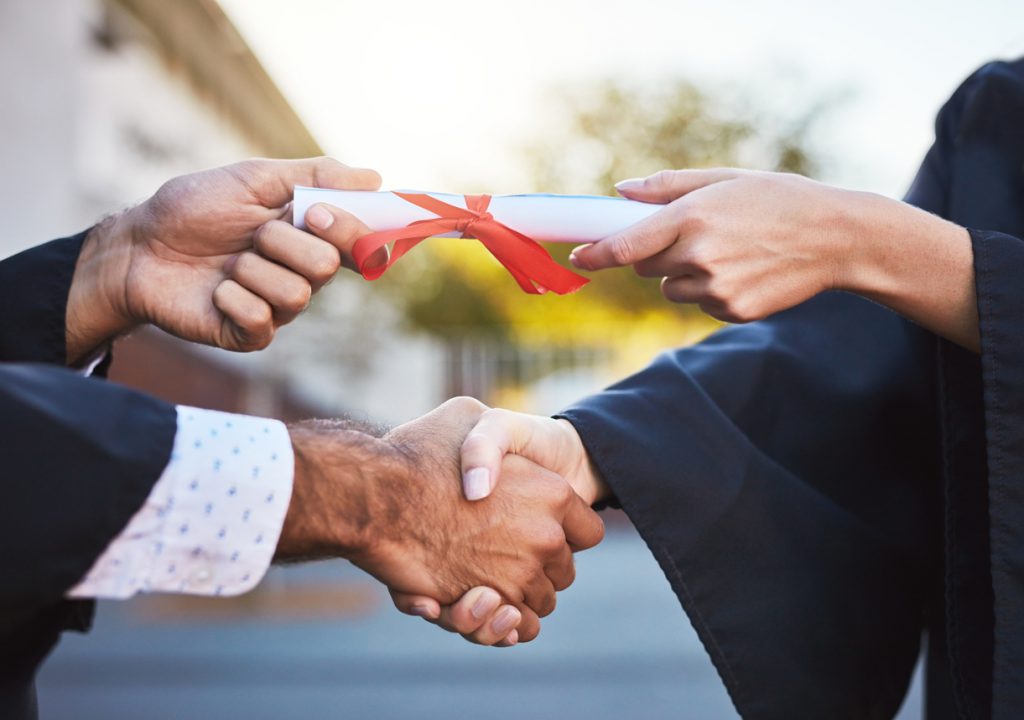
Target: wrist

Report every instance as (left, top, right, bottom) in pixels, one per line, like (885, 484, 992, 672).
(555, 419, 610, 506)
(833, 190, 970, 299)
(65, 209, 140, 364)
(278, 422, 405, 561)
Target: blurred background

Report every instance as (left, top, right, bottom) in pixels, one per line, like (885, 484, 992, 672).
(1, 0, 1021, 717)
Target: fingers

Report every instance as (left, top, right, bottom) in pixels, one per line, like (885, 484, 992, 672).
(515, 605, 542, 643)
(389, 590, 441, 620)
(252, 220, 342, 289)
(237, 157, 382, 209)
(212, 279, 274, 351)
(570, 169, 741, 272)
(521, 572, 558, 619)
(659, 275, 708, 305)
(227, 252, 312, 325)
(392, 587, 522, 647)
(439, 590, 523, 646)
(614, 168, 739, 204)
(569, 204, 683, 271)
(562, 492, 606, 552)
(545, 542, 576, 592)
(303, 203, 388, 273)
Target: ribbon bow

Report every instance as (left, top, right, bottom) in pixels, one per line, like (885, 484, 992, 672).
(351, 193, 589, 295)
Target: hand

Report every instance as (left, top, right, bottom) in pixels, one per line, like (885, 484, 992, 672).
(65, 157, 382, 362)
(278, 398, 605, 643)
(461, 410, 609, 505)
(390, 409, 611, 646)
(568, 168, 856, 323)
(569, 168, 979, 349)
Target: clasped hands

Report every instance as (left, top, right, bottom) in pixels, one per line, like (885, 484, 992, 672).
(281, 399, 606, 647)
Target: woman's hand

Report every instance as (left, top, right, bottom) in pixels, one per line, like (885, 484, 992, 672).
(65, 157, 383, 362)
(569, 168, 978, 350)
(570, 169, 855, 323)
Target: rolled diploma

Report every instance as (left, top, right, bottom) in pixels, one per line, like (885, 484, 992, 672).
(292, 187, 661, 243)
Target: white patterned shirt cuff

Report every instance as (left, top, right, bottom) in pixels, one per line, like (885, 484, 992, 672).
(68, 405, 294, 599)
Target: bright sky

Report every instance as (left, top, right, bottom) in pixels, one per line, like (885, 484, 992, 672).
(219, 0, 1024, 197)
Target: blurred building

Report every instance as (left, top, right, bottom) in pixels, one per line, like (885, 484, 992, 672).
(0, 0, 450, 421)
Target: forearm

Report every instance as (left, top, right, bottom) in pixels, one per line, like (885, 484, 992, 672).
(554, 419, 612, 505)
(840, 192, 979, 352)
(276, 419, 401, 562)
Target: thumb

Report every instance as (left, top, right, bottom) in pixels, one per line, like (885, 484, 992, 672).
(614, 168, 738, 204)
(461, 410, 560, 501)
(239, 157, 382, 209)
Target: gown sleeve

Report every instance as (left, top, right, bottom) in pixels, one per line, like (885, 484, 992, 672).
(969, 228, 1024, 717)
(0, 231, 91, 366)
(0, 233, 176, 693)
(558, 292, 940, 720)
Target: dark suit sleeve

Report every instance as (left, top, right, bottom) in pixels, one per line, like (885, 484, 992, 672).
(0, 233, 174, 675)
(0, 231, 92, 366)
(0, 364, 176, 615)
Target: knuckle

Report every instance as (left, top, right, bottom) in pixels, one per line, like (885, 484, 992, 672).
(286, 284, 312, 313)
(608, 236, 637, 266)
(536, 593, 557, 618)
(239, 327, 273, 352)
(448, 396, 488, 415)
(660, 279, 683, 303)
(311, 251, 341, 283)
(518, 623, 539, 643)
(535, 524, 567, 554)
(649, 169, 676, 191)
(231, 251, 256, 277)
(555, 563, 576, 592)
(243, 302, 273, 331)
(703, 277, 731, 306)
(722, 298, 756, 324)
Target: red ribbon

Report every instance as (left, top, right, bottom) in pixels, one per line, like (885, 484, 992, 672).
(351, 193, 589, 295)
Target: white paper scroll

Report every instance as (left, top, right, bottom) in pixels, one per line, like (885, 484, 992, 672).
(292, 187, 661, 243)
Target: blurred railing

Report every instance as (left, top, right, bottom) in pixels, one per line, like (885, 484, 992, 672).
(443, 337, 615, 405)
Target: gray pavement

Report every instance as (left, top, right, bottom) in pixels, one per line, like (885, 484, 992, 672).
(36, 527, 922, 719)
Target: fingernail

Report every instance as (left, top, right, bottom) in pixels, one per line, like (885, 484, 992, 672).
(463, 467, 490, 501)
(504, 629, 519, 646)
(614, 177, 645, 193)
(471, 589, 500, 620)
(491, 606, 520, 635)
(409, 603, 435, 619)
(569, 245, 591, 268)
(307, 204, 334, 230)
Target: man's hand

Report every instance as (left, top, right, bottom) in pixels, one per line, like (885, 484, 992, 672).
(390, 409, 612, 646)
(65, 157, 382, 363)
(277, 398, 605, 643)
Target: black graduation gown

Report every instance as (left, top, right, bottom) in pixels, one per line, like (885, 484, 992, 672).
(559, 58, 1024, 719)
(0, 232, 177, 719)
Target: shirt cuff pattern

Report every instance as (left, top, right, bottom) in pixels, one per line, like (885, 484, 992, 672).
(68, 405, 294, 599)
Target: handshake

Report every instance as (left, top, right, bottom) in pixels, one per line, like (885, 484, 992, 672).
(280, 398, 609, 647)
